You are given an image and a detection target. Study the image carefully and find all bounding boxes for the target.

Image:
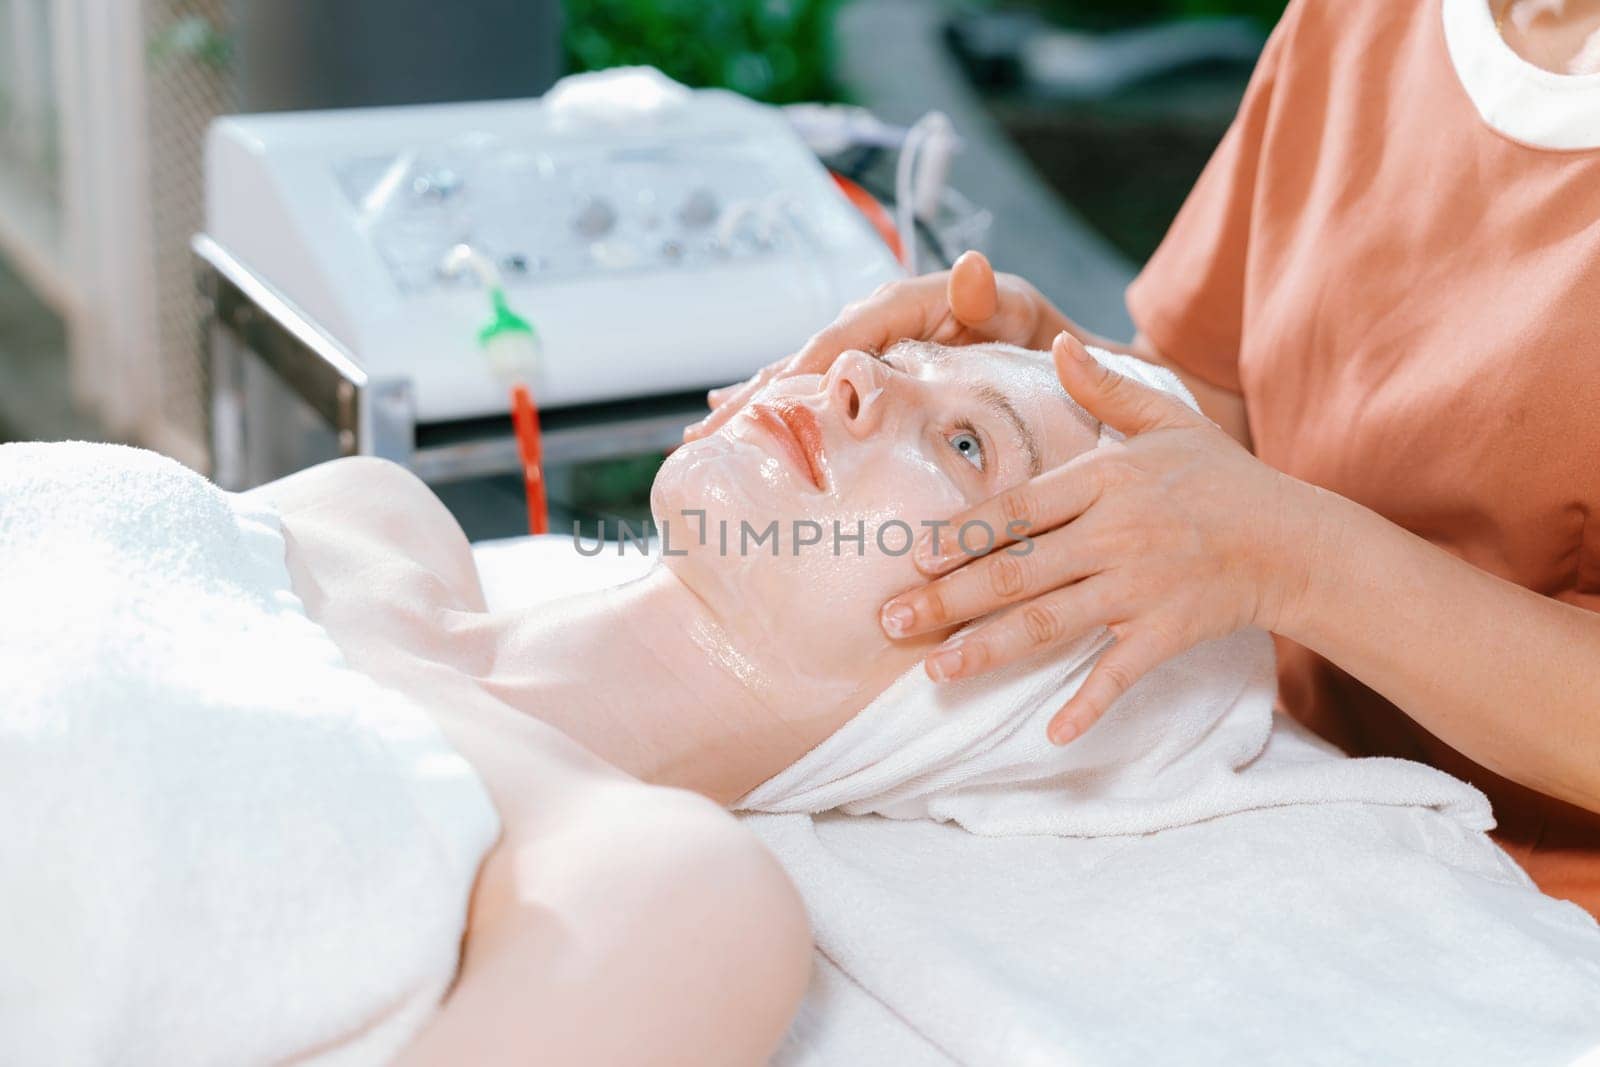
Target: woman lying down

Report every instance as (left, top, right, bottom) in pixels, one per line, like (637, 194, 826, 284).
(2, 341, 1599, 1066)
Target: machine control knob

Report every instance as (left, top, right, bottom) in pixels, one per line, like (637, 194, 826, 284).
(678, 187, 719, 229)
(574, 197, 618, 238)
(412, 168, 463, 202)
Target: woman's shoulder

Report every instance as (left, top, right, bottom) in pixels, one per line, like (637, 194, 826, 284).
(251, 456, 485, 611)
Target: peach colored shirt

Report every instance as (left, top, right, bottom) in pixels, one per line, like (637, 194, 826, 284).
(1127, 0, 1600, 915)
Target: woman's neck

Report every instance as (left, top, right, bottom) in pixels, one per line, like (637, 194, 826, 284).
(1497, 0, 1600, 74)
(469, 566, 871, 804)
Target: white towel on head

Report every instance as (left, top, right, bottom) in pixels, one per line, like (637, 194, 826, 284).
(736, 625, 1490, 835)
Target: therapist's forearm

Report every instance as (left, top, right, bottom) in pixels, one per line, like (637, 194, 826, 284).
(1281, 485, 1600, 813)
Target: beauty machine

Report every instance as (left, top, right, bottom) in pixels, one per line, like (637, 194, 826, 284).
(197, 68, 906, 496)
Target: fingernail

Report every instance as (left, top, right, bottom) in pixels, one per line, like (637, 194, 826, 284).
(926, 645, 964, 683)
(1057, 332, 1091, 363)
(881, 603, 916, 638)
(915, 534, 950, 571)
(1048, 718, 1079, 745)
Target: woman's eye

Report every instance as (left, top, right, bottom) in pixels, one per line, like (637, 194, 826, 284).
(947, 430, 985, 471)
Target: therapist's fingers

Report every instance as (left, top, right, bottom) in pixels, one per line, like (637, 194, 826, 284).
(689, 255, 1060, 443)
(686, 367, 779, 441)
(881, 520, 1105, 638)
(791, 273, 965, 367)
(1053, 332, 1205, 437)
(920, 576, 1119, 684)
(911, 452, 1106, 577)
(947, 250, 1000, 323)
(1046, 623, 1175, 744)
(683, 273, 953, 442)
(948, 251, 1063, 351)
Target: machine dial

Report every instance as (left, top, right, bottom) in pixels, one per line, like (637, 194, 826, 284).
(574, 197, 618, 238)
(677, 187, 720, 229)
(411, 168, 462, 202)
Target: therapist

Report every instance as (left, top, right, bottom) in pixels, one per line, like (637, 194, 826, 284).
(689, 0, 1600, 917)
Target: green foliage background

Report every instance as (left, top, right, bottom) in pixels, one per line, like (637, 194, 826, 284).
(1013, 0, 1287, 31)
(562, 0, 845, 104)
(560, 0, 1288, 106)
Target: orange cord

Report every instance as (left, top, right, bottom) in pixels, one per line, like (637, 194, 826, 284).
(829, 171, 906, 267)
(511, 383, 549, 535)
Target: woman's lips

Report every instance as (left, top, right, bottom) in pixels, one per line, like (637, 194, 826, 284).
(744, 400, 827, 490)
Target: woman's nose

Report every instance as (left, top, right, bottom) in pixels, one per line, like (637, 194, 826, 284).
(826, 350, 888, 439)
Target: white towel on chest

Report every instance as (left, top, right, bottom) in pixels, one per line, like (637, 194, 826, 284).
(0, 442, 500, 1067)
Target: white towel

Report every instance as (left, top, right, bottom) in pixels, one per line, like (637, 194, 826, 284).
(0, 442, 500, 1067)
(737, 626, 1492, 836)
(748, 795, 1600, 1066)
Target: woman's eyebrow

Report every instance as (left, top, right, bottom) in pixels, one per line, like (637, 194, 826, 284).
(972, 383, 1042, 477)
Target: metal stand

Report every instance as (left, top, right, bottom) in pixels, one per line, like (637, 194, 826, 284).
(194, 233, 707, 491)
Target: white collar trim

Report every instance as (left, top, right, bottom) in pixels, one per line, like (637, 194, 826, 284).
(1441, 0, 1600, 150)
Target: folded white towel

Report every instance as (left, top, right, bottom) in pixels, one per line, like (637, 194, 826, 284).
(737, 625, 1491, 836)
(0, 442, 499, 1067)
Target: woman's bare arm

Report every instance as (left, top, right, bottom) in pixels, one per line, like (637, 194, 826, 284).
(1283, 488, 1600, 814)
(394, 782, 812, 1067)
(1061, 336, 1600, 809)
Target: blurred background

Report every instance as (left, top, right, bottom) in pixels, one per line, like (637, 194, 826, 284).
(0, 0, 1285, 538)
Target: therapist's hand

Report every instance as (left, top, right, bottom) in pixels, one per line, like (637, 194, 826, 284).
(878, 333, 1326, 745)
(683, 250, 1073, 442)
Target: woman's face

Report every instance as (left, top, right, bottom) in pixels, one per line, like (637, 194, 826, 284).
(652, 340, 1099, 698)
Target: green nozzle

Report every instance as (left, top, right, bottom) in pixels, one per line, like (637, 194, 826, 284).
(479, 287, 538, 347)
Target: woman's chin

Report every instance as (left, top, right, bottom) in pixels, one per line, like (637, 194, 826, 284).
(653, 438, 807, 540)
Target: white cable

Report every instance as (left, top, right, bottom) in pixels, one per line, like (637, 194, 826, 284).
(895, 111, 955, 276)
(914, 115, 958, 221)
(782, 103, 906, 154)
(440, 243, 502, 289)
